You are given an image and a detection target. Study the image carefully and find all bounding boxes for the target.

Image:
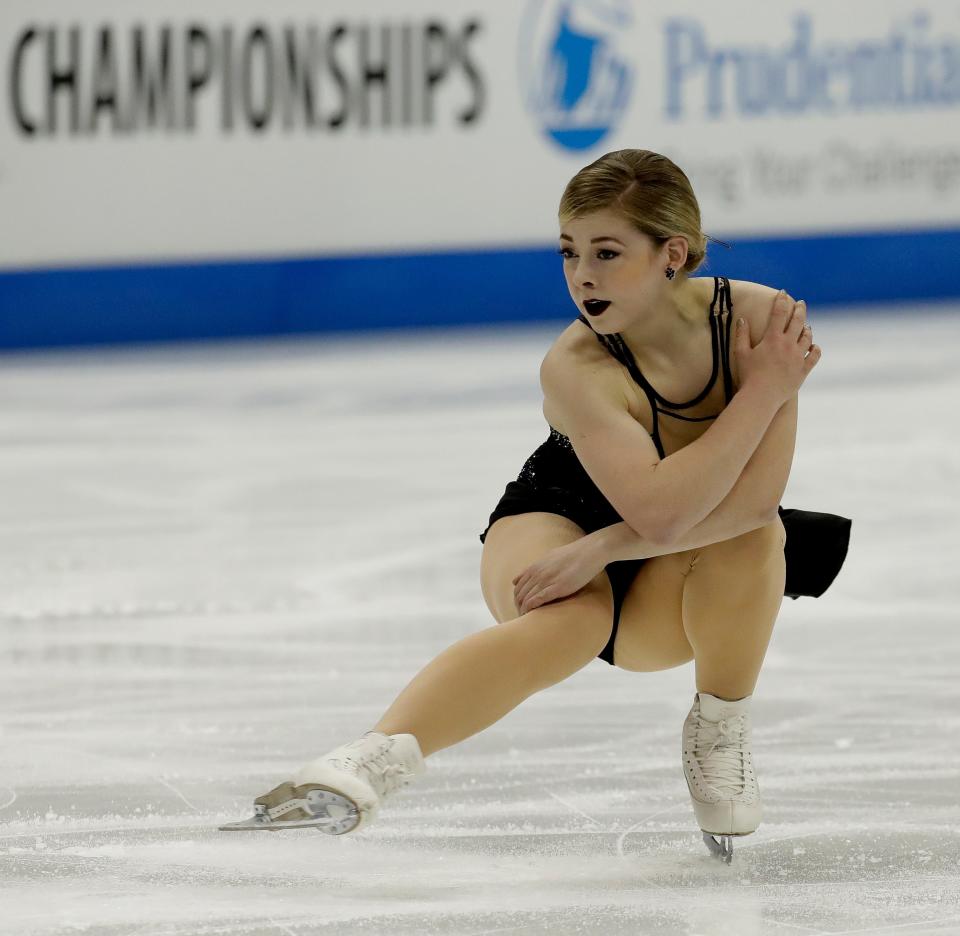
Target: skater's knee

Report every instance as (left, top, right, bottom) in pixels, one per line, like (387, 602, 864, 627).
(520, 579, 615, 661)
(698, 517, 785, 569)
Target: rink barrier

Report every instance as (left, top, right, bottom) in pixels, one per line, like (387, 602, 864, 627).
(0, 225, 958, 350)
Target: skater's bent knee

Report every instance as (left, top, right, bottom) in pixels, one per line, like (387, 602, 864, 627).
(540, 573, 613, 619)
(520, 583, 614, 658)
(701, 517, 785, 566)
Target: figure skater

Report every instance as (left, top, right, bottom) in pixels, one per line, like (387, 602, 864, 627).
(221, 149, 852, 863)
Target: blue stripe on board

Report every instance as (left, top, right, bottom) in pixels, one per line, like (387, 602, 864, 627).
(0, 226, 958, 350)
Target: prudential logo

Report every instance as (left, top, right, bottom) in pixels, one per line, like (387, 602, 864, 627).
(519, 0, 634, 152)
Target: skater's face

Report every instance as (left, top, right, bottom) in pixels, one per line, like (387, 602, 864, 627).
(558, 208, 663, 326)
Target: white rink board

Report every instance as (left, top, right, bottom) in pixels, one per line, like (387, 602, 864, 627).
(1, 0, 959, 268)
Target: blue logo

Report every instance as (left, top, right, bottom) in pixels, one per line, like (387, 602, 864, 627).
(519, 0, 634, 152)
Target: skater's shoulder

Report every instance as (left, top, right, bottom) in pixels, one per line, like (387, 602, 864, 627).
(545, 317, 621, 372)
(541, 320, 633, 410)
(720, 279, 802, 391)
(725, 279, 800, 335)
(540, 327, 638, 442)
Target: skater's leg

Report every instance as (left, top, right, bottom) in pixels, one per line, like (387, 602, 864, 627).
(220, 513, 614, 834)
(373, 513, 614, 757)
(680, 516, 787, 701)
(602, 549, 695, 673)
(606, 517, 786, 859)
(574, 515, 786, 686)
(372, 594, 612, 756)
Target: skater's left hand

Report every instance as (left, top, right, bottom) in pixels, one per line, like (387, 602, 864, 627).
(512, 538, 607, 615)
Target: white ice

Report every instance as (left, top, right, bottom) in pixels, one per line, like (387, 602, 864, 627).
(1, 303, 958, 936)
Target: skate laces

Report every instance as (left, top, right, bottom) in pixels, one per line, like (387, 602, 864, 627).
(693, 713, 750, 797)
(336, 740, 413, 798)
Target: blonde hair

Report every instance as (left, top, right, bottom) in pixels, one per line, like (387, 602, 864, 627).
(558, 149, 708, 276)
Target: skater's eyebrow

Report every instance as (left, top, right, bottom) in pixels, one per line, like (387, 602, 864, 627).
(559, 234, 626, 245)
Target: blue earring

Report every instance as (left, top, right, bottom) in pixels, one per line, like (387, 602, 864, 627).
(665, 266, 676, 280)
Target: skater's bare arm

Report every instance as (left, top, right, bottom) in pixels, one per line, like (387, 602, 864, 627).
(541, 361, 774, 545)
(511, 390, 799, 614)
(541, 292, 816, 545)
(587, 393, 798, 561)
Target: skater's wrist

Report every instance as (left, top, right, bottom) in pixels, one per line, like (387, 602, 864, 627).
(586, 523, 652, 564)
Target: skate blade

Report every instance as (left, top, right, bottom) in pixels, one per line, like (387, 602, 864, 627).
(702, 831, 734, 863)
(218, 813, 338, 832)
(219, 788, 361, 835)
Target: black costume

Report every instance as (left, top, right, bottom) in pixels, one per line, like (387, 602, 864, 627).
(479, 276, 852, 666)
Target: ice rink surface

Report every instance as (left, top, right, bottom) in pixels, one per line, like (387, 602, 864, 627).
(1, 300, 958, 936)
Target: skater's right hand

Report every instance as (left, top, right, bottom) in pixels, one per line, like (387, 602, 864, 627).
(735, 291, 821, 404)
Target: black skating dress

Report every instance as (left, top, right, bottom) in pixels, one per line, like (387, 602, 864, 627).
(479, 275, 852, 666)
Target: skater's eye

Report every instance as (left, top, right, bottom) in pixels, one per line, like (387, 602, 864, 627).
(556, 248, 619, 261)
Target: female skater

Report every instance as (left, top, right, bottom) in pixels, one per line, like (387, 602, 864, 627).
(222, 149, 851, 862)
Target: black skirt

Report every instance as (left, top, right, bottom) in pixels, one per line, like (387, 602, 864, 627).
(480, 431, 852, 601)
(777, 506, 852, 600)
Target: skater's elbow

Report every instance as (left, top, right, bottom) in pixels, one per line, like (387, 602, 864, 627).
(757, 503, 781, 526)
(646, 518, 688, 548)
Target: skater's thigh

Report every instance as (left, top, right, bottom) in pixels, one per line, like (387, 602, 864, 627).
(612, 550, 696, 672)
(480, 512, 613, 626)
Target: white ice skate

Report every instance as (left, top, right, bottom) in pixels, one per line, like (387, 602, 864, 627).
(219, 730, 426, 834)
(681, 692, 761, 863)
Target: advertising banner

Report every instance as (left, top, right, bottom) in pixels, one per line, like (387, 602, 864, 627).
(1, 0, 958, 345)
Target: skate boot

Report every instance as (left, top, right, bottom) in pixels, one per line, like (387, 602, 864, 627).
(681, 692, 761, 863)
(219, 730, 426, 834)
